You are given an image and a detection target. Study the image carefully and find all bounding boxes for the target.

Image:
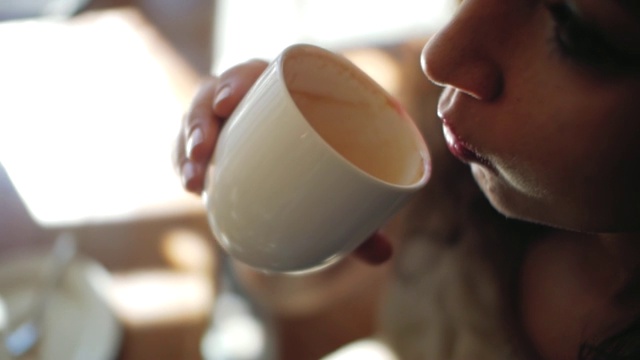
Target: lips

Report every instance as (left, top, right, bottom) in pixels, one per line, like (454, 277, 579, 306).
(438, 89, 495, 170)
(442, 123, 484, 164)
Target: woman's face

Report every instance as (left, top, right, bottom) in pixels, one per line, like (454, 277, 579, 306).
(421, 0, 640, 232)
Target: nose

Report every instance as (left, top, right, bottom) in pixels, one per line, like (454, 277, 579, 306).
(421, 0, 504, 101)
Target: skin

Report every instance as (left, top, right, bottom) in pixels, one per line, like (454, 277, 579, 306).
(422, 0, 640, 359)
(422, 0, 640, 233)
(174, 1, 640, 359)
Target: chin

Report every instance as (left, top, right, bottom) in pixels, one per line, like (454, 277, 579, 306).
(470, 165, 634, 233)
(471, 165, 554, 228)
(471, 165, 520, 216)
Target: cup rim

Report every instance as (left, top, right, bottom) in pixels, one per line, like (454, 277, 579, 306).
(275, 43, 431, 191)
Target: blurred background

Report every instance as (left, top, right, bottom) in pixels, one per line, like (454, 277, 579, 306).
(0, 0, 454, 359)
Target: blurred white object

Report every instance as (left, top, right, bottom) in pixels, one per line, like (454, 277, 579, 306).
(0, 247, 121, 360)
(3, 233, 76, 358)
(204, 44, 429, 272)
(201, 293, 269, 360)
(322, 338, 398, 360)
(0, 0, 90, 20)
(0, 297, 7, 333)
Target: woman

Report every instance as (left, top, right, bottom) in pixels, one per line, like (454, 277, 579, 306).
(418, 1, 640, 359)
(175, 0, 640, 359)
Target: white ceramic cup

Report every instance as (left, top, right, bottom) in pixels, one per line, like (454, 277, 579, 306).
(203, 44, 430, 273)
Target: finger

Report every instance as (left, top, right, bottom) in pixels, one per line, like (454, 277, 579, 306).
(173, 121, 207, 194)
(172, 115, 187, 173)
(353, 232, 394, 265)
(185, 59, 268, 163)
(174, 78, 219, 195)
(184, 77, 221, 163)
(213, 59, 269, 117)
(180, 160, 206, 193)
(176, 59, 269, 195)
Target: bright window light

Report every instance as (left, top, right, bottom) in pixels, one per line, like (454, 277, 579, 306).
(212, 0, 456, 73)
(0, 9, 202, 226)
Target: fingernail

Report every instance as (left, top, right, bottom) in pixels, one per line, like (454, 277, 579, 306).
(186, 126, 205, 160)
(213, 85, 231, 109)
(181, 161, 196, 188)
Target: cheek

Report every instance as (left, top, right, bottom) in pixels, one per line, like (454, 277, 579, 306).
(477, 55, 640, 229)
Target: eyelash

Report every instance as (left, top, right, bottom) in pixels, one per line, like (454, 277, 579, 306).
(544, 2, 626, 70)
(546, 2, 638, 71)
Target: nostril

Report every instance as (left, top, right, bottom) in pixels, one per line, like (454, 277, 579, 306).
(421, 38, 503, 101)
(459, 61, 504, 101)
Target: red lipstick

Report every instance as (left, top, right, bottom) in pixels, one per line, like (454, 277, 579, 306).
(442, 122, 494, 170)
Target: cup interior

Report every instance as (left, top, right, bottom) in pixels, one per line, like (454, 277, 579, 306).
(283, 46, 426, 187)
